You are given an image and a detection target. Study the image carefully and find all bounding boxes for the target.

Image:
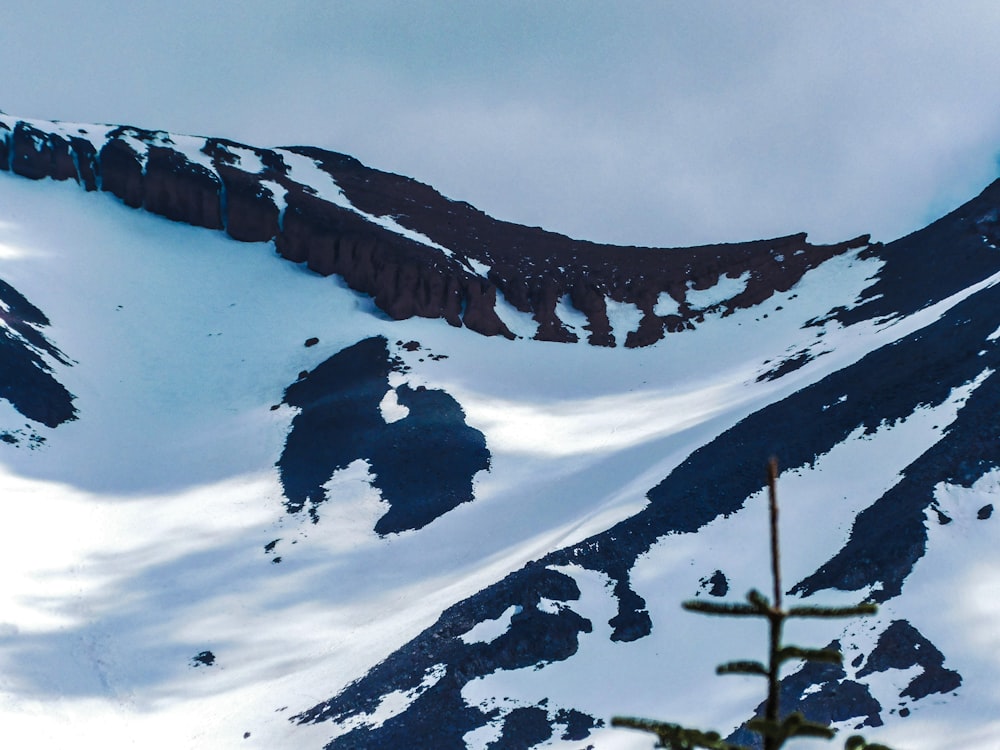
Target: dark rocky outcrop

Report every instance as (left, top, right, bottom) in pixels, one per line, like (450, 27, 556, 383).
(99, 129, 146, 207)
(276, 336, 490, 534)
(8, 122, 99, 189)
(857, 620, 962, 700)
(0, 114, 870, 347)
(0, 278, 76, 428)
(835, 179, 1000, 327)
(203, 137, 285, 241)
(699, 569, 730, 597)
(143, 145, 222, 229)
(0, 120, 10, 169)
(294, 562, 595, 749)
(191, 650, 216, 668)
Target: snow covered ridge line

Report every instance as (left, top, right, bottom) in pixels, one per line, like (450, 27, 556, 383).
(0, 112, 871, 347)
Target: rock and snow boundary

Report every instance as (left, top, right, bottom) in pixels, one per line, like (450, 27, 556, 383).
(1, 112, 1000, 748)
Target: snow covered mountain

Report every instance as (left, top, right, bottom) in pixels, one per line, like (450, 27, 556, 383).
(0, 113, 998, 749)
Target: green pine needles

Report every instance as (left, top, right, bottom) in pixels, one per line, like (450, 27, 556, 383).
(612, 459, 892, 750)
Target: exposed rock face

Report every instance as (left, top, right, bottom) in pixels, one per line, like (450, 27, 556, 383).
(276, 336, 490, 534)
(857, 620, 961, 700)
(8, 121, 98, 187)
(0, 114, 870, 346)
(143, 145, 222, 229)
(0, 277, 76, 428)
(0, 120, 9, 168)
(99, 130, 146, 207)
(205, 138, 282, 242)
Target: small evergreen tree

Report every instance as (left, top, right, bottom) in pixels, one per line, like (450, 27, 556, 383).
(612, 459, 892, 750)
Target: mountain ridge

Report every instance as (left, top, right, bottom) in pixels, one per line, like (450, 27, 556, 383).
(0, 113, 869, 347)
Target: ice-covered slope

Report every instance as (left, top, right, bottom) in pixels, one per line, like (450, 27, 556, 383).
(0, 114, 999, 750)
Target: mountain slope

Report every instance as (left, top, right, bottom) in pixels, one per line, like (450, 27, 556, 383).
(0, 113, 998, 749)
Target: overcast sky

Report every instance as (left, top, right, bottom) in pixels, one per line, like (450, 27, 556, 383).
(4, 2, 1000, 248)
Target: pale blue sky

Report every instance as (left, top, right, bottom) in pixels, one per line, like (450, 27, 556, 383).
(4, 1, 1000, 247)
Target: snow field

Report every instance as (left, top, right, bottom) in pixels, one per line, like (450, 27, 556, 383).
(0, 161, 997, 749)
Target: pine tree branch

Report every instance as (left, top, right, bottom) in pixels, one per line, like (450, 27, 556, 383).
(745, 589, 773, 613)
(749, 713, 837, 743)
(682, 600, 767, 617)
(777, 645, 843, 665)
(717, 660, 769, 677)
(786, 604, 877, 619)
